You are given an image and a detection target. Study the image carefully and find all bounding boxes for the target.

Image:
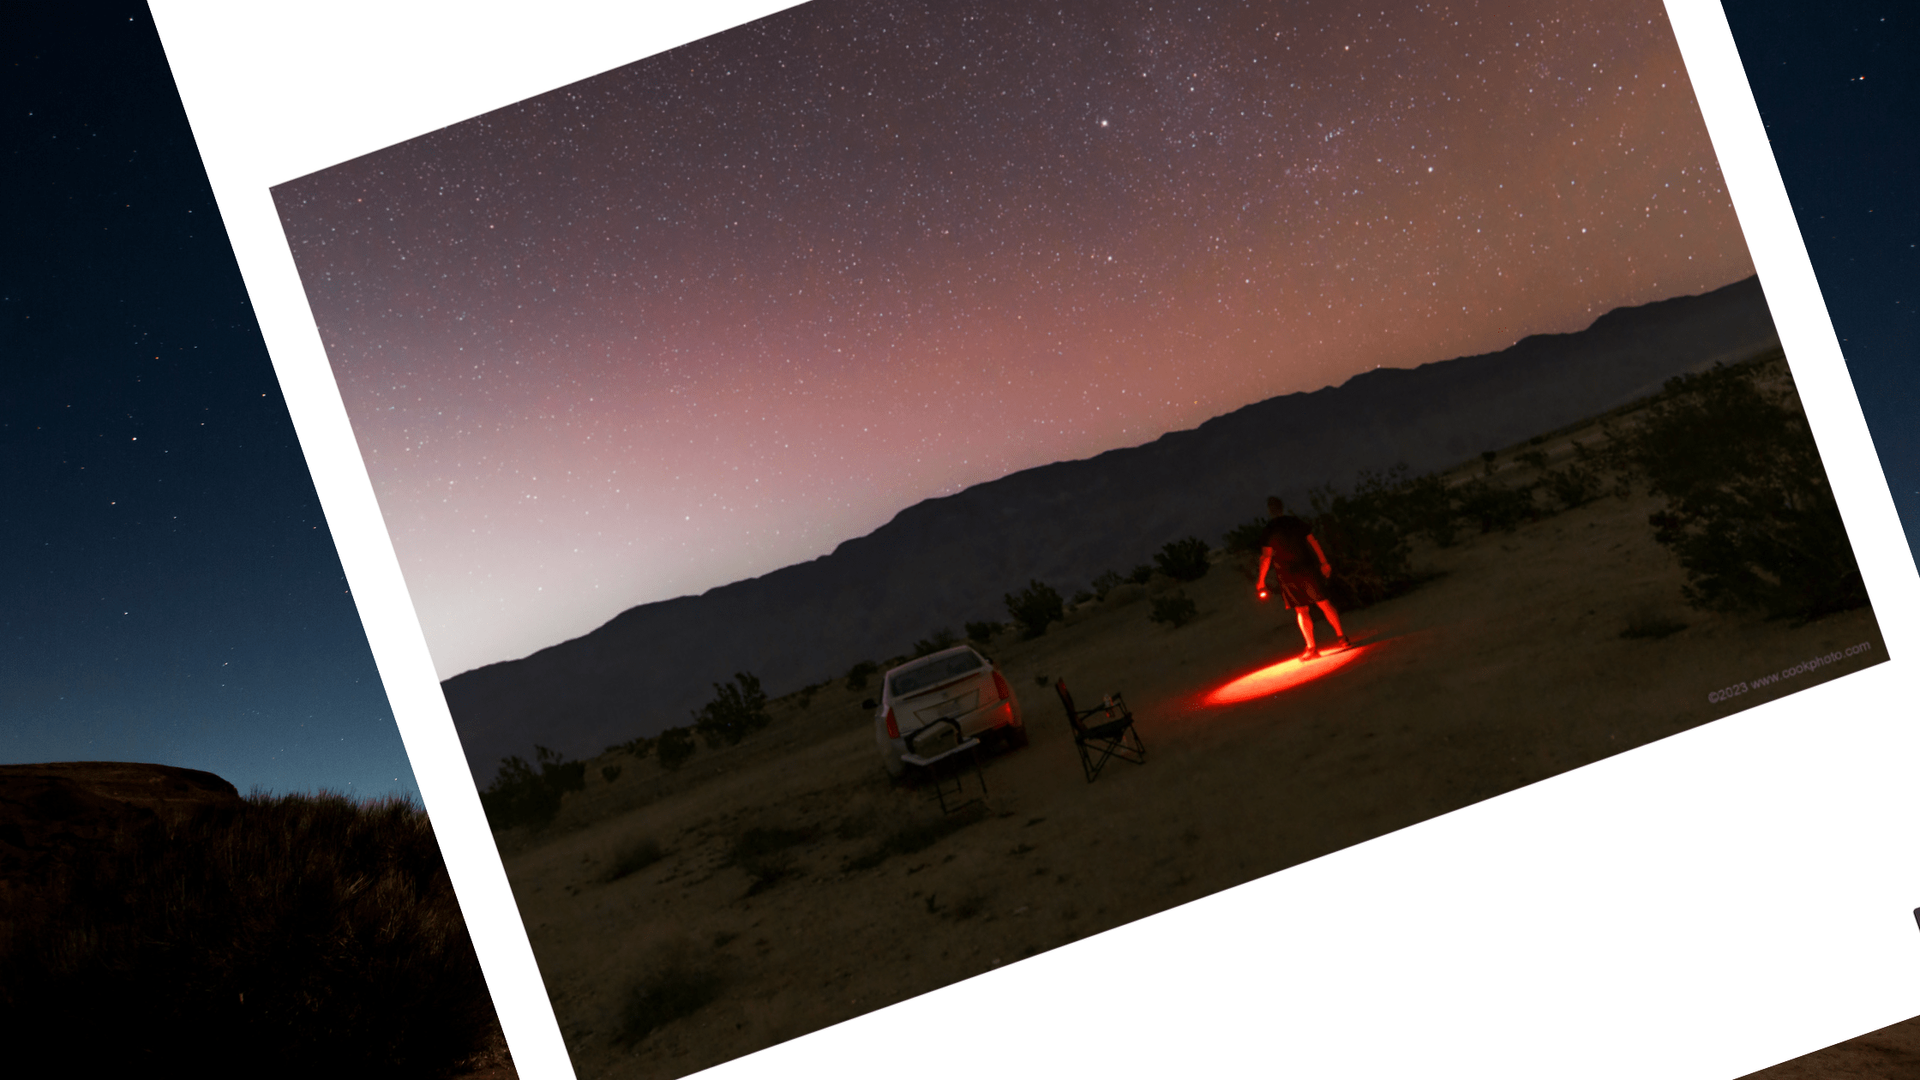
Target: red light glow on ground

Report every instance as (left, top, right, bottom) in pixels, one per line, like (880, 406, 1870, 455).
(1203, 646, 1369, 706)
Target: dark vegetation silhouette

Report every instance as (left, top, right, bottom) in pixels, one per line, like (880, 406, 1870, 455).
(964, 620, 1005, 644)
(0, 791, 495, 1079)
(479, 744, 586, 831)
(912, 628, 959, 657)
(844, 660, 879, 691)
(1614, 355, 1866, 621)
(1153, 536, 1212, 581)
(655, 726, 698, 771)
(692, 672, 771, 748)
(1149, 591, 1199, 629)
(1004, 579, 1065, 639)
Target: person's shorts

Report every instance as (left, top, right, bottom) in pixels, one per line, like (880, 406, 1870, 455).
(1276, 568, 1329, 608)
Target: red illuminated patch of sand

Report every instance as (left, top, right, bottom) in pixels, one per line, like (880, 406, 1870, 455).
(1203, 645, 1369, 706)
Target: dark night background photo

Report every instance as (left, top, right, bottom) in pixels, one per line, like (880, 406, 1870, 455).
(4, 6, 415, 800)
(0, 0, 1911, 974)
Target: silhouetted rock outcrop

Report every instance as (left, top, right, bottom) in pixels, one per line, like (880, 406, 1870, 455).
(0, 761, 241, 909)
(444, 278, 1780, 779)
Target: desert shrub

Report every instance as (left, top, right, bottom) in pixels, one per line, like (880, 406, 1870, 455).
(692, 672, 771, 748)
(1394, 470, 1459, 547)
(1542, 463, 1604, 510)
(1619, 357, 1865, 621)
(617, 949, 725, 1045)
(964, 620, 1004, 644)
(1221, 517, 1269, 555)
(912, 628, 958, 658)
(0, 792, 495, 1078)
(845, 660, 879, 691)
(1307, 473, 1414, 606)
(730, 826, 812, 896)
(1004, 579, 1065, 639)
(1518, 449, 1551, 471)
(617, 735, 654, 760)
(1153, 536, 1212, 581)
(1090, 569, 1126, 599)
(603, 838, 665, 883)
(1454, 476, 1538, 534)
(600, 764, 623, 784)
(1126, 563, 1155, 584)
(479, 745, 585, 831)
(844, 804, 985, 872)
(655, 726, 697, 771)
(1148, 591, 1198, 628)
(1070, 589, 1095, 605)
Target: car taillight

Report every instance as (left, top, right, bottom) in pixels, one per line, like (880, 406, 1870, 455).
(992, 670, 1011, 701)
(885, 707, 899, 739)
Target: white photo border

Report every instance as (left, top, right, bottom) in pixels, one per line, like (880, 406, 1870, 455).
(147, 2, 1920, 1077)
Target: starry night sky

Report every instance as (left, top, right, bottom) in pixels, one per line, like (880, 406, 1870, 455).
(1723, 0, 1919, 563)
(274, 0, 1759, 680)
(2, 6, 417, 801)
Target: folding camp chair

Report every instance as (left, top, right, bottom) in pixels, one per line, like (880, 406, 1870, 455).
(1054, 680, 1145, 783)
(900, 716, 987, 814)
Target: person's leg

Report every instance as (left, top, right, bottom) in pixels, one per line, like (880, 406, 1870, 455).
(1316, 599, 1346, 641)
(1294, 605, 1318, 653)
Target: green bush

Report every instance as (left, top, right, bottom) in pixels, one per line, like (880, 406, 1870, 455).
(1126, 563, 1155, 585)
(1542, 463, 1604, 510)
(692, 672, 771, 748)
(1454, 476, 1538, 534)
(964, 620, 1005, 644)
(1307, 472, 1414, 606)
(1620, 356, 1865, 621)
(1394, 470, 1460, 547)
(479, 745, 585, 831)
(1221, 517, 1269, 555)
(1004, 579, 1065, 639)
(1090, 569, 1126, 599)
(911, 628, 958, 658)
(844, 660, 879, 692)
(0, 792, 495, 1077)
(656, 726, 697, 771)
(1153, 536, 1212, 581)
(1149, 591, 1199, 628)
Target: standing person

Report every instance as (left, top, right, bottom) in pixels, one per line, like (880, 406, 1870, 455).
(1255, 495, 1349, 660)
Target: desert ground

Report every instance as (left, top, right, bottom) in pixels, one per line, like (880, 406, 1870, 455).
(492, 413, 1884, 1080)
(1741, 1014, 1920, 1079)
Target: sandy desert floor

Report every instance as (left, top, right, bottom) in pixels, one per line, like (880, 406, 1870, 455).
(1741, 1014, 1920, 1079)
(492, 420, 1885, 1080)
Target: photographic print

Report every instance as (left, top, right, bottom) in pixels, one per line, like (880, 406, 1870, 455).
(260, 1, 1889, 1075)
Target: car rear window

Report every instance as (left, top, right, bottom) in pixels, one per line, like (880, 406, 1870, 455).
(889, 651, 984, 697)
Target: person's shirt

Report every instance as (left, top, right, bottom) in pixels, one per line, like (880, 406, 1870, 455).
(1259, 514, 1317, 570)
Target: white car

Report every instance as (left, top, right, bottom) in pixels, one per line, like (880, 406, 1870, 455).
(869, 645, 1025, 779)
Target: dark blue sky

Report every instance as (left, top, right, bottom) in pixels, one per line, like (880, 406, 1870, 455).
(1, 6, 417, 801)
(1723, 0, 1918, 557)
(0, 1, 1910, 807)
